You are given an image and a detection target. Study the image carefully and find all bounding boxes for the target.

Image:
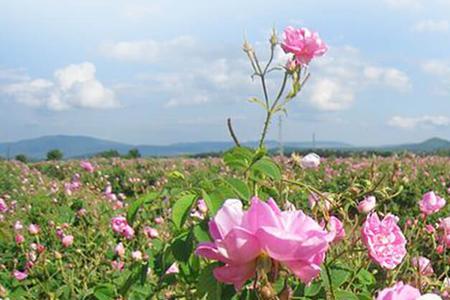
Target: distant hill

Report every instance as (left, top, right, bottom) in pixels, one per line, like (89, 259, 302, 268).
(0, 135, 449, 160)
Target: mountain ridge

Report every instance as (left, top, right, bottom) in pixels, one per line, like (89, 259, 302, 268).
(0, 135, 449, 159)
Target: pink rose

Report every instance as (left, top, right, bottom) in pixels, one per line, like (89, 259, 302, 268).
(13, 270, 28, 281)
(165, 262, 179, 275)
(132, 250, 143, 261)
(115, 242, 125, 258)
(281, 26, 328, 65)
(15, 234, 25, 245)
(357, 196, 376, 214)
(62, 235, 74, 248)
(144, 226, 159, 239)
(300, 153, 321, 169)
(322, 216, 345, 244)
(376, 282, 421, 300)
(196, 197, 330, 289)
(28, 224, 40, 235)
(80, 161, 95, 173)
(419, 192, 446, 215)
(0, 198, 8, 213)
(411, 256, 434, 276)
(361, 213, 407, 270)
(111, 216, 128, 233)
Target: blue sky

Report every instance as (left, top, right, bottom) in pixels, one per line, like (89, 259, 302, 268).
(1, 0, 450, 146)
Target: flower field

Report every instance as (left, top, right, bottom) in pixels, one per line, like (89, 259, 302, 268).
(1, 26, 450, 300)
(0, 153, 450, 299)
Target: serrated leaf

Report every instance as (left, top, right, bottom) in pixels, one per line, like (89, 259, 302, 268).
(172, 194, 197, 229)
(251, 157, 281, 180)
(223, 178, 250, 201)
(127, 192, 158, 225)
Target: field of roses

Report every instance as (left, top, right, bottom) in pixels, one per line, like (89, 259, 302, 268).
(0, 153, 450, 299)
(1, 26, 450, 300)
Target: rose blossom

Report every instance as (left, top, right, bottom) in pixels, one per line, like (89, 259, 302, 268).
(28, 224, 40, 235)
(361, 213, 407, 270)
(115, 242, 125, 257)
(376, 282, 421, 300)
(321, 216, 345, 243)
(13, 270, 28, 281)
(165, 262, 179, 275)
(144, 226, 159, 239)
(62, 235, 74, 248)
(419, 192, 446, 215)
(357, 196, 376, 214)
(80, 161, 95, 173)
(300, 153, 321, 169)
(196, 197, 330, 289)
(411, 256, 434, 276)
(281, 26, 328, 65)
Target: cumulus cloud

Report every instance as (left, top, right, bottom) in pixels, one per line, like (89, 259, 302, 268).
(305, 46, 411, 111)
(413, 19, 449, 32)
(421, 59, 450, 94)
(99, 36, 197, 64)
(388, 115, 450, 129)
(1, 62, 119, 111)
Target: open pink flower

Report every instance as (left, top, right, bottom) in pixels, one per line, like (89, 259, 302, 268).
(281, 26, 328, 65)
(361, 213, 407, 270)
(80, 161, 95, 173)
(376, 282, 421, 300)
(419, 192, 446, 215)
(13, 270, 28, 281)
(196, 197, 330, 289)
(62, 235, 74, 248)
(411, 256, 434, 276)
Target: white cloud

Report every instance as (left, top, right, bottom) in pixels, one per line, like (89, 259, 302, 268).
(99, 36, 196, 63)
(413, 19, 449, 32)
(388, 115, 450, 129)
(309, 79, 354, 111)
(306, 46, 411, 111)
(1, 62, 119, 111)
(421, 59, 450, 94)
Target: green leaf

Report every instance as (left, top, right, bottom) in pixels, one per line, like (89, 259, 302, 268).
(193, 222, 211, 242)
(94, 284, 116, 300)
(171, 232, 194, 262)
(251, 157, 281, 180)
(223, 147, 254, 170)
(172, 193, 197, 229)
(335, 290, 359, 300)
(127, 192, 158, 225)
(356, 269, 376, 286)
(304, 281, 322, 297)
(202, 190, 221, 216)
(197, 264, 222, 299)
(223, 178, 250, 200)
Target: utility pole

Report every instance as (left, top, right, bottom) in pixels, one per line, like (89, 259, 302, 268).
(278, 116, 284, 157)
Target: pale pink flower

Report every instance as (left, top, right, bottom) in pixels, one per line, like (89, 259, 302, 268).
(361, 213, 407, 270)
(62, 235, 74, 248)
(165, 262, 179, 275)
(308, 192, 332, 211)
(300, 153, 321, 169)
(80, 161, 95, 173)
(357, 196, 376, 214)
(197, 199, 208, 214)
(15, 234, 25, 244)
(0, 198, 8, 213)
(322, 216, 345, 244)
(14, 221, 23, 231)
(144, 226, 159, 239)
(111, 216, 128, 233)
(155, 216, 164, 224)
(411, 256, 434, 276)
(281, 26, 328, 65)
(376, 282, 421, 300)
(419, 192, 446, 215)
(132, 250, 143, 261)
(13, 270, 28, 281)
(28, 224, 40, 235)
(115, 242, 125, 257)
(122, 225, 135, 240)
(196, 197, 330, 289)
(111, 260, 124, 271)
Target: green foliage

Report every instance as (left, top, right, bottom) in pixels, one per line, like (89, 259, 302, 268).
(46, 149, 63, 161)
